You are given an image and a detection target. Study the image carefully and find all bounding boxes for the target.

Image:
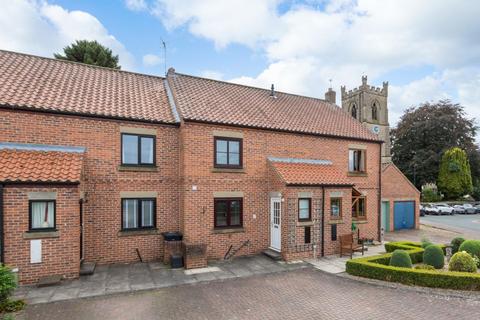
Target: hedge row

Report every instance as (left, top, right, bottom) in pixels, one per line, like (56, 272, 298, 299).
(346, 241, 480, 290)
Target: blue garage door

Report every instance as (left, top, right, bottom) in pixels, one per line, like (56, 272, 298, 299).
(394, 201, 415, 230)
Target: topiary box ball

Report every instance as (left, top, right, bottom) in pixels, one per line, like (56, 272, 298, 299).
(451, 237, 466, 254)
(449, 251, 477, 273)
(389, 249, 412, 268)
(459, 240, 480, 260)
(423, 245, 445, 269)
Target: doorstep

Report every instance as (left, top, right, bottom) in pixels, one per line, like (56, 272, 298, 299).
(14, 255, 309, 304)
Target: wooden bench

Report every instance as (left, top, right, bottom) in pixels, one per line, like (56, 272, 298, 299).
(339, 233, 365, 258)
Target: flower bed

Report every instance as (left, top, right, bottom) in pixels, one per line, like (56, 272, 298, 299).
(346, 241, 480, 290)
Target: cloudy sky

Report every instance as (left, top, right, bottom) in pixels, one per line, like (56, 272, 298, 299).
(1, 0, 479, 126)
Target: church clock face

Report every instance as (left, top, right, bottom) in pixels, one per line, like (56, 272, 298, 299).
(372, 125, 380, 134)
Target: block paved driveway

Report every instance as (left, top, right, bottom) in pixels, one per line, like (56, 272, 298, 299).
(17, 268, 480, 320)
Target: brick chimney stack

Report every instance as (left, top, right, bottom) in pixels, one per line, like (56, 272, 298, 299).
(325, 87, 336, 104)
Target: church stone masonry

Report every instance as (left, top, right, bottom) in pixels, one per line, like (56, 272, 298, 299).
(341, 76, 392, 163)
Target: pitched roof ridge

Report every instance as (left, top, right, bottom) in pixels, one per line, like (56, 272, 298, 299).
(0, 49, 166, 81)
(172, 71, 334, 105)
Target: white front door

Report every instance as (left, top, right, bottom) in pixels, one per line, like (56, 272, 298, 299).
(270, 197, 281, 251)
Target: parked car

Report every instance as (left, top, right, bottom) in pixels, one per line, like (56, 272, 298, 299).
(419, 205, 426, 216)
(425, 204, 440, 215)
(463, 203, 477, 214)
(435, 203, 454, 215)
(453, 205, 466, 214)
(475, 204, 480, 214)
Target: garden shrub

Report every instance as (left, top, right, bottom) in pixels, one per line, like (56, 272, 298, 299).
(421, 237, 433, 249)
(0, 266, 16, 304)
(414, 264, 435, 270)
(346, 241, 480, 291)
(389, 250, 412, 268)
(459, 240, 480, 265)
(448, 252, 477, 273)
(451, 237, 466, 254)
(384, 241, 430, 264)
(0, 299, 25, 313)
(423, 245, 445, 269)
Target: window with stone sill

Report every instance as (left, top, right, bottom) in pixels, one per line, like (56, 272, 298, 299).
(121, 133, 155, 166)
(298, 198, 311, 221)
(214, 137, 243, 169)
(330, 198, 342, 219)
(29, 200, 56, 231)
(349, 149, 366, 173)
(122, 198, 156, 230)
(214, 198, 243, 228)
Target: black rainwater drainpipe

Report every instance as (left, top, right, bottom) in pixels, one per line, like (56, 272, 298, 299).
(321, 186, 325, 257)
(0, 184, 4, 264)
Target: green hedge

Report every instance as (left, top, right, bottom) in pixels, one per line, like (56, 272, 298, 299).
(346, 241, 480, 290)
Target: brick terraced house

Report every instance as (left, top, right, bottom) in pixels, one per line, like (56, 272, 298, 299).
(0, 50, 417, 284)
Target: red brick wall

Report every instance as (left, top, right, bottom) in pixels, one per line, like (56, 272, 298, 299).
(3, 185, 80, 284)
(1, 107, 381, 274)
(381, 164, 421, 231)
(180, 122, 381, 260)
(0, 109, 180, 265)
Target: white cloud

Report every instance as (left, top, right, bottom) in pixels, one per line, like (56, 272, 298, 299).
(142, 53, 162, 67)
(151, 0, 282, 48)
(0, 0, 136, 70)
(200, 70, 224, 80)
(125, 0, 148, 11)
(164, 0, 479, 128)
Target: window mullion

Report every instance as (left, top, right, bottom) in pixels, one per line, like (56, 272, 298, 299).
(138, 136, 142, 164)
(226, 200, 231, 227)
(226, 141, 230, 165)
(138, 199, 142, 228)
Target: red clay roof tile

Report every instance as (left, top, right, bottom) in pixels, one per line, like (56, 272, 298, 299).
(0, 50, 176, 124)
(0, 149, 83, 183)
(168, 72, 381, 141)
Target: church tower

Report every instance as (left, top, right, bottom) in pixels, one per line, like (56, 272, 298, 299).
(341, 76, 392, 163)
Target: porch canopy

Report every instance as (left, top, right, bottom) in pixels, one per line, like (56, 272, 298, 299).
(268, 157, 353, 187)
(0, 143, 84, 184)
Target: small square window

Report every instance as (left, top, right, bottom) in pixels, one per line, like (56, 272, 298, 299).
(330, 198, 342, 218)
(122, 198, 156, 230)
(214, 198, 243, 228)
(214, 137, 242, 168)
(121, 133, 155, 166)
(29, 200, 56, 231)
(298, 198, 311, 221)
(348, 149, 365, 173)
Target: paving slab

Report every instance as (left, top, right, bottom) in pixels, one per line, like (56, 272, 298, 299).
(14, 255, 312, 304)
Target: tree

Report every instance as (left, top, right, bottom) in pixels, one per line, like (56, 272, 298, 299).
(437, 147, 473, 199)
(54, 40, 121, 69)
(391, 100, 479, 188)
